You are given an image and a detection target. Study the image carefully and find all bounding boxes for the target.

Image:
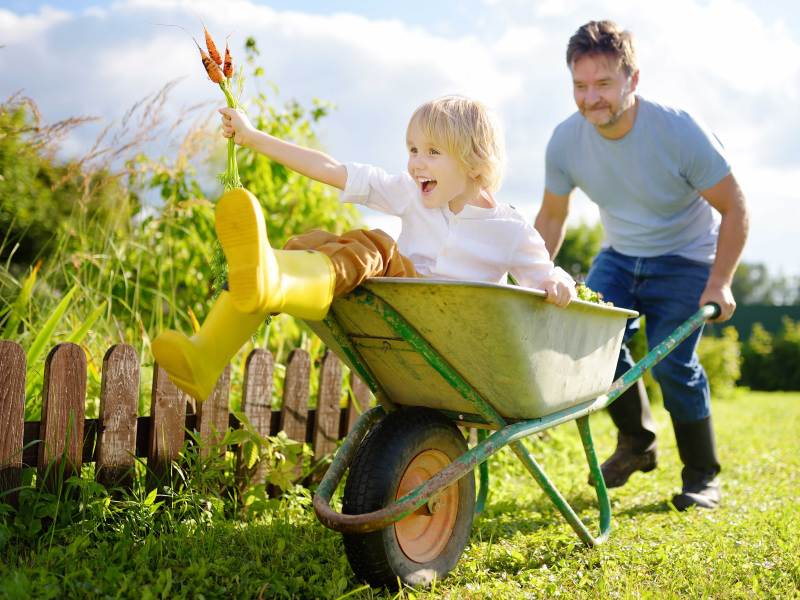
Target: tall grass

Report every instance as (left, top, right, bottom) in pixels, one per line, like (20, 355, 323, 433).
(0, 60, 358, 420)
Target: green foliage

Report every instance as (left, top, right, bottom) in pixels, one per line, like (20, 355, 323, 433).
(575, 282, 610, 305)
(0, 96, 137, 273)
(555, 221, 604, 279)
(740, 318, 800, 390)
(0, 40, 361, 411)
(697, 326, 741, 398)
(2, 391, 799, 597)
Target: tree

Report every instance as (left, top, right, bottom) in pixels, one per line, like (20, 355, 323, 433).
(731, 262, 798, 305)
(554, 221, 604, 279)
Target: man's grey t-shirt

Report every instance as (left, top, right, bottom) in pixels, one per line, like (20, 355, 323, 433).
(545, 96, 731, 263)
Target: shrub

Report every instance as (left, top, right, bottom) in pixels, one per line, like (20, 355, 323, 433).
(741, 318, 800, 391)
(697, 326, 741, 398)
(627, 321, 742, 402)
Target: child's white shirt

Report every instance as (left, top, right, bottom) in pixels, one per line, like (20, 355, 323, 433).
(341, 162, 574, 289)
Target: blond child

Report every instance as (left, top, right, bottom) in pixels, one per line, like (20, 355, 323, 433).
(152, 96, 576, 400)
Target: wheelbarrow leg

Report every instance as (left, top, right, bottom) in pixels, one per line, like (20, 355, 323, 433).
(475, 429, 490, 515)
(577, 416, 612, 542)
(508, 418, 611, 547)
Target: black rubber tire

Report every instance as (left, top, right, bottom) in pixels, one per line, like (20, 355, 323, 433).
(342, 407, 475, 589)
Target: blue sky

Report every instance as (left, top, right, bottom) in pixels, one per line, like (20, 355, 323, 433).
(2, 0, 799, 275)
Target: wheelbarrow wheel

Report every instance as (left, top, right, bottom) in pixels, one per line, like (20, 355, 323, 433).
(342, 407, 475, 589)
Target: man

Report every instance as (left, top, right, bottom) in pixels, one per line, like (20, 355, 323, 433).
(535, 20, 749, 510)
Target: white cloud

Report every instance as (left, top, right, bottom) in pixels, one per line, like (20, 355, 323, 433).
(1, 0, 798, 274)
(0, 6, 70, 43)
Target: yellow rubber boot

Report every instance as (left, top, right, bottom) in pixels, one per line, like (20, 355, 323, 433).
(215, 188, 335, 319)
(151, 291, 267, 400)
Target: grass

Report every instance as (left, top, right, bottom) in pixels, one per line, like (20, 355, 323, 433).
(1, 390, 798, 599)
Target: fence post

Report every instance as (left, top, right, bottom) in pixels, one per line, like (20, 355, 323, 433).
(96, 344, 139, 488)
(238, 349, 274, 486)
(38, 343, 86, 492)
(148, 365, 188, 486)
(0, 341, 25, 506)
(280, 349, 310, 478)
(196, 366, 231, 459)
(312, 351, 342, 481)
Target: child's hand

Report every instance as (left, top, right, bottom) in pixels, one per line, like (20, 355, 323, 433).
(542, 278, 576, 308)
(219, 107, 255, 146)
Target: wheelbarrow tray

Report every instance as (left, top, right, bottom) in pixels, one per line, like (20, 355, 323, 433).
(307, 278, 637, 420)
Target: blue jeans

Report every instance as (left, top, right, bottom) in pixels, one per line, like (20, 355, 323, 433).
(586, 247, 712, 423)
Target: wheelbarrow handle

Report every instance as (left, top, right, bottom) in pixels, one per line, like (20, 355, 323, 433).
(703, 302, 722, 320)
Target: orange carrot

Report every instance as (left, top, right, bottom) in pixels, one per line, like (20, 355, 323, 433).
(204, 27, 222, 66)
(223, 42, 233, 79)
(196, 41, 224, 84)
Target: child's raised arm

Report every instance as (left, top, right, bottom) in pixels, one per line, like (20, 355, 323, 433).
(219, 107, 347, 190)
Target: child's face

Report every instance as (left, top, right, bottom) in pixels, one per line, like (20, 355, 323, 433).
(406, 121, 477, 212)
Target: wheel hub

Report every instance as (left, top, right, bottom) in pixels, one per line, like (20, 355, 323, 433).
(394, 449, 458, 563)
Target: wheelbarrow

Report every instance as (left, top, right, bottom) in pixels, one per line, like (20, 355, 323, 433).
(307, 278, 719, 588)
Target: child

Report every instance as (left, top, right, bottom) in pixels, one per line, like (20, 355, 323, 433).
(152, 96, 576, 400)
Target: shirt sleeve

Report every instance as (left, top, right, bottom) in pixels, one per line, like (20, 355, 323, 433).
(679, 114, 732, 192)
(509, 222, 576, 289)
(544, 127, 576, 197)
(340, 162, 417, 217)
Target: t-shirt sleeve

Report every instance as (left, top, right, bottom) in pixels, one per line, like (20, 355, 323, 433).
(544, 127, 575, 197)
(340, 162, 416, 216)
(509, 221, 576, 289)
(679, 114, 732, 192)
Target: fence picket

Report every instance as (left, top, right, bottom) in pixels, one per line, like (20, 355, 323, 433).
(96, 344, 139, 488)
(38, 343, 86, 491)
(0, 341, 25, 505)
(148, 365, 188, 483)
(3, 342, 393, 495)
(312, 351, 342, 479)
(239, 349, 273, 485)
(280, 349, 310, 477)
(196, 366, 231, 459)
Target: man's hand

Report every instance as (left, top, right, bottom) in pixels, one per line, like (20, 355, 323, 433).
(542, 278, 577, 308)
(219, 107, 256, 146)
(699, 279, 736, 322)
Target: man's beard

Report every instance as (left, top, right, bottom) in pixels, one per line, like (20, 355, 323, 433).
(582, 102, 626, 128)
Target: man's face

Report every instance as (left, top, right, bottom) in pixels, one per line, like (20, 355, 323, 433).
(571, 53, 638, 130)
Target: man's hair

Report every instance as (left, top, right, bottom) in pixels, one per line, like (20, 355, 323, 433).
(566, 20, 637, 76)
(408, 95, 505, 192)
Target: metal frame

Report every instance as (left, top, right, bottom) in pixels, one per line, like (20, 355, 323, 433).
(313, 287, 718, 546)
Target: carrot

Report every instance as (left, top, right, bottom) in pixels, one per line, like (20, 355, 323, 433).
(223, 42, 234, 79)
(195, 40, 224, 84)
(204, 27, 223, 66)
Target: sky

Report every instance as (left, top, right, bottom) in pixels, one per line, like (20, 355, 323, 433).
(1, 0, 799, 275)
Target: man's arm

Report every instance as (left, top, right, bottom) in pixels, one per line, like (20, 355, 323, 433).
(534, 189, 572, 259)
(698, 173, 750, 322)
(220, 107, 347, 190)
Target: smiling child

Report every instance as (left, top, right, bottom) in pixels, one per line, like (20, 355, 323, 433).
(152, 95, 575, 400)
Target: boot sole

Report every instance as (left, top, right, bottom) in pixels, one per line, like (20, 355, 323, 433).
(216, 190, 269, 314)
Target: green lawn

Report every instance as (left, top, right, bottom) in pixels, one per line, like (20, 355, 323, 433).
(1, 391, 798, 599)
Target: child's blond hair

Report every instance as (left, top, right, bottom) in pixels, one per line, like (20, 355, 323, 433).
(408, 95, 505, 192)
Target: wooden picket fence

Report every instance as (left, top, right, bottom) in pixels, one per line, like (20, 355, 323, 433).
(0, 340, 371, 504)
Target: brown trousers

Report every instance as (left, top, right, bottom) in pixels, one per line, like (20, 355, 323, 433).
(284, 229, 418, 297)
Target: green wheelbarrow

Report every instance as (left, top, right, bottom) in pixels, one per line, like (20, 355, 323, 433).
(307, 279, 719, 588)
